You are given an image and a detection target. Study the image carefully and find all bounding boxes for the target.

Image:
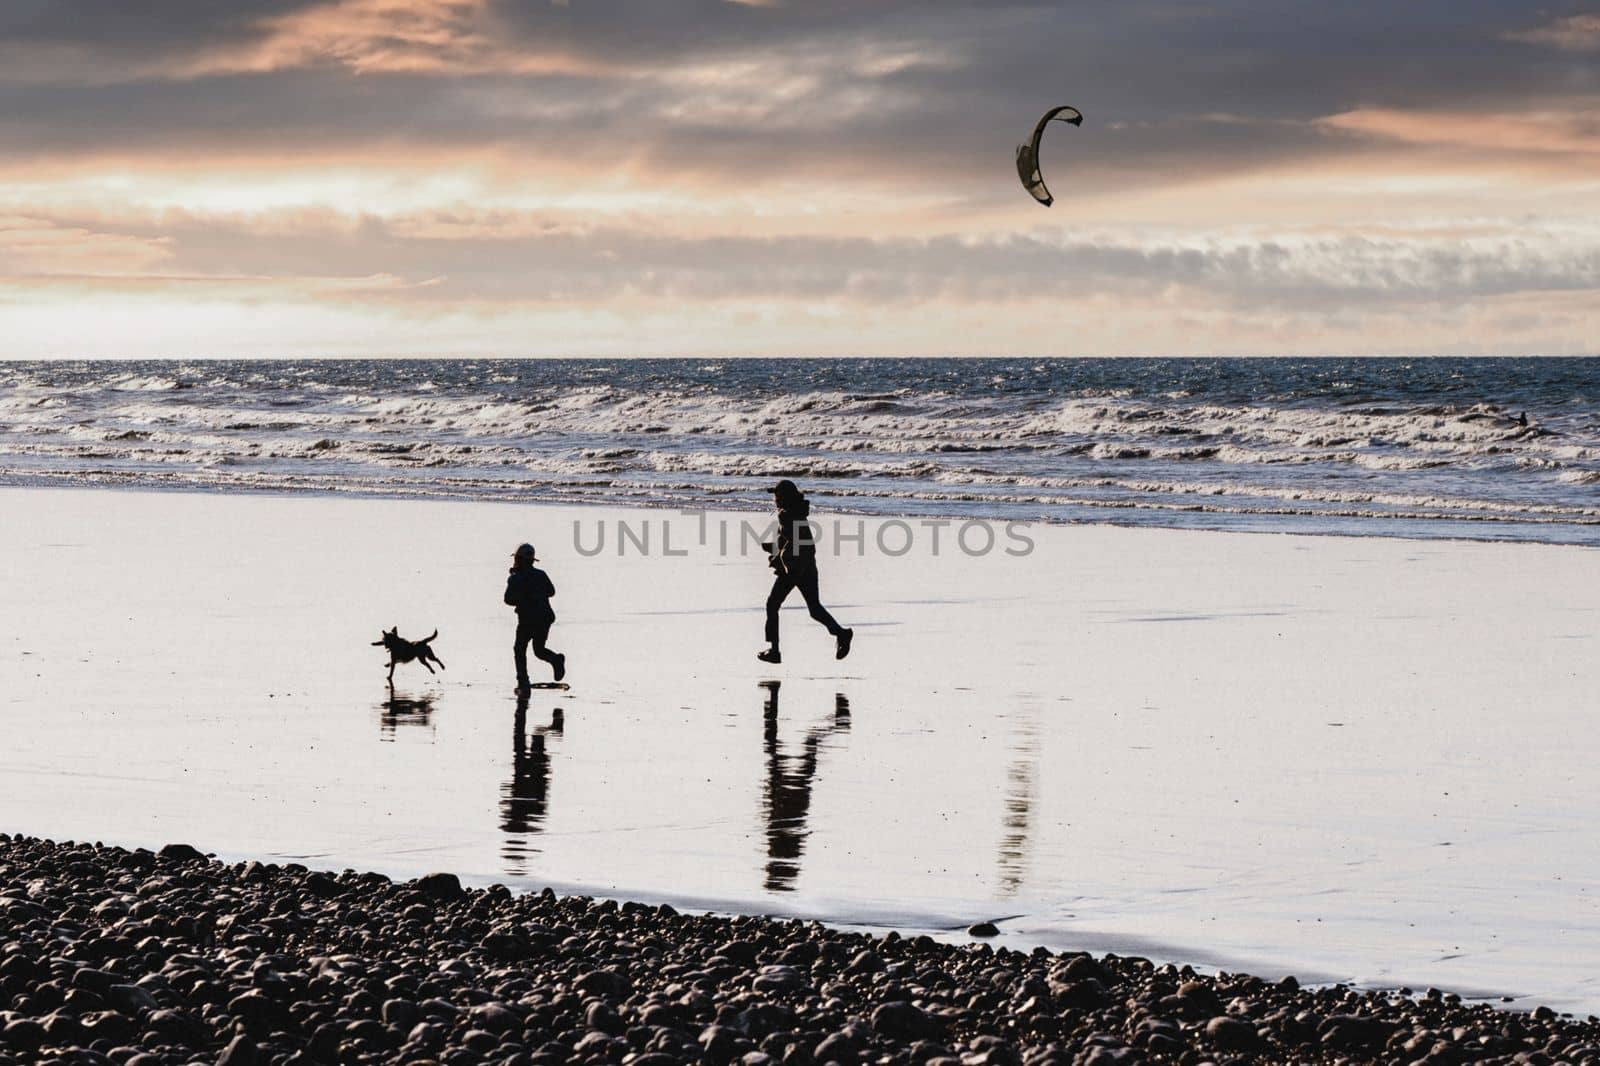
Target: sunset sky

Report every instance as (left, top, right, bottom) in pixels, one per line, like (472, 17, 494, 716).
(1, 0, 1596, 357)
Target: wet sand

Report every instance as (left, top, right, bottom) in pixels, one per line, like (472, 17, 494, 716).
(1, 486, 1598, 1011)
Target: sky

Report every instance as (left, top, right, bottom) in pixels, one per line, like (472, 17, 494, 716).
(0, 0, 1596, 358)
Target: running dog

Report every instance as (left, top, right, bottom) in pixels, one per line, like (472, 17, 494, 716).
(372, 628, 445, 683)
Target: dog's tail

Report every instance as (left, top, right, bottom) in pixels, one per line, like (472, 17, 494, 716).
(421, 629, 438, 644)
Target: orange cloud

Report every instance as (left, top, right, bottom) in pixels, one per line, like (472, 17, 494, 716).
(0, 215, 174, 275)
(1319, 106, 1600, 161)
(181, 0, 611, 78)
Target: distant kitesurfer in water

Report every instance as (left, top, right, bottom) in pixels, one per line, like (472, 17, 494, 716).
(758, 480, 853, 664)
(505, 542, 565, 690)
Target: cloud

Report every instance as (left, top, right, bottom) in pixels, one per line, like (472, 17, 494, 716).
(0, 215, 174, 275)
(1319, 106, 1600, 163)
(2, 0, 1597, 197)
(0, 1, 1597, 355)
(1506, 13, 1600, 52)
(188, 0, 502, 77)
(8, 208, 1596, 316)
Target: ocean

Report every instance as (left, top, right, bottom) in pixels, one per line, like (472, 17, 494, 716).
(2, 357, 1596, 545)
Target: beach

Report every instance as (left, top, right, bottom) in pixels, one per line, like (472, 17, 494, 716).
(6, 0, 1600, 1050)
(3, 484, 1598, 1022)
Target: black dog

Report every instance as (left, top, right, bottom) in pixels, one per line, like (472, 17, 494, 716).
(372, 628, 445, 683)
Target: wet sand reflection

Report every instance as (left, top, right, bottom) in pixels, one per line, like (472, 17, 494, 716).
(378, 688, 437, 740)
(997, 712, 1039, 896)
(501, 693, 564, 876)
(761, 681, 851, 893)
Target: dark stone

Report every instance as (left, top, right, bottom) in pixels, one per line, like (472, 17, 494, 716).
(1176, 979, 1222, 1012)
(145, 1008, 197, 1041)
(406, 1021, 446, 1050)
(967, 922, 1000, 938)
(574, 969, 628, 998)
(1320, 1013, 1392, 1051)
(106, 985, 159, 1015)
(414, 872, 465, 903)
(700, 1024, 745, 1064)
(842, 950, 882, 976)
(217, 1034, 257, 1066)
(382, 999, 420, 1030)
(81, 1010, 138, 1042)
(584, 1000, 623, 1035)
(871, 1001, 937, 1041)
(468, 1002, 519, 1033)
(1205, 1015, 1260, 1051)
(304, 873, 342, 899)
(157, 843, 206, 863)
(71, 968, 118, 993)
(1078, 1048, 1140, 1065)
(0, 1019, 45, 1050)
(461, 1028, 499, 1052)
(813, 1030, 859, 1065)
(228, 990, 283, 1026)
(752, 966, 806, 994)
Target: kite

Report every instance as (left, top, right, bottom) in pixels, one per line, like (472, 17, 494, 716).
(1016, 105, 1082, 207)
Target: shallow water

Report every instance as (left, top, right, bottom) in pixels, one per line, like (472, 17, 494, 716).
(2, 487, 1598, 1011)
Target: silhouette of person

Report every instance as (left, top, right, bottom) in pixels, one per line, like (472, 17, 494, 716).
(760, 681, 851, 892)
(758, 480, 853, 664)
(505, 542, 565, 690)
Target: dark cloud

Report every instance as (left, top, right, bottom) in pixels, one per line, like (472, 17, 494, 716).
(0, 1, 325, 80)
(3, 0, 314, 47)
(0, 0, 1595, 199)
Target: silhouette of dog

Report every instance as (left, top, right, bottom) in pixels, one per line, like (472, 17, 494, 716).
(372, 628, 445, 683)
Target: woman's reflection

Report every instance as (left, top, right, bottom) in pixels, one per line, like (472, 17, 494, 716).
(501, 692, 564, 876)
(761, 681, 850, 893)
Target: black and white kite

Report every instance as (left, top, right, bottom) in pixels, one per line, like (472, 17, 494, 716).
(1016, 105, 1083, 207)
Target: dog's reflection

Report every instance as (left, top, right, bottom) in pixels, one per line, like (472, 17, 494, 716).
(501, 691, 565, 876)
(761, 681, 851, 893)
(378, 687, 437, 740)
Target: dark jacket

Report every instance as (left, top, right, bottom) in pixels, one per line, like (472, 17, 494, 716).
(505, 566, 556, 624)
(773, 500, 817, 574)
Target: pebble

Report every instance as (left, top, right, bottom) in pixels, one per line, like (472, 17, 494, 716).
(0, 834, 1595, 1065)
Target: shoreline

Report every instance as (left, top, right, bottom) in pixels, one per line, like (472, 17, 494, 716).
(1, 476, 1596, 551)
(4, 834, 1598, 1066)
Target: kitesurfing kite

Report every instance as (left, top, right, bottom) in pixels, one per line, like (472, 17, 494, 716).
(1016, 105, 1082, 207)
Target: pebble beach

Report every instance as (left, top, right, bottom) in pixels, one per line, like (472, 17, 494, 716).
(6, 835, 1600, 1066)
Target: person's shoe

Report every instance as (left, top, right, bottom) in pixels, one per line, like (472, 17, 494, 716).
(835, 628, 854, 660)
(757, 647, 782, 664)
(552, 654, 566, 683)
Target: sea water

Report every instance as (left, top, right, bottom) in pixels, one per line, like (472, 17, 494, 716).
(1, 357, 1596, 544)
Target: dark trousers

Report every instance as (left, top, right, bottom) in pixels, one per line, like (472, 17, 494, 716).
(514, 617, 559, 685)
(765, 565, 843, 644)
